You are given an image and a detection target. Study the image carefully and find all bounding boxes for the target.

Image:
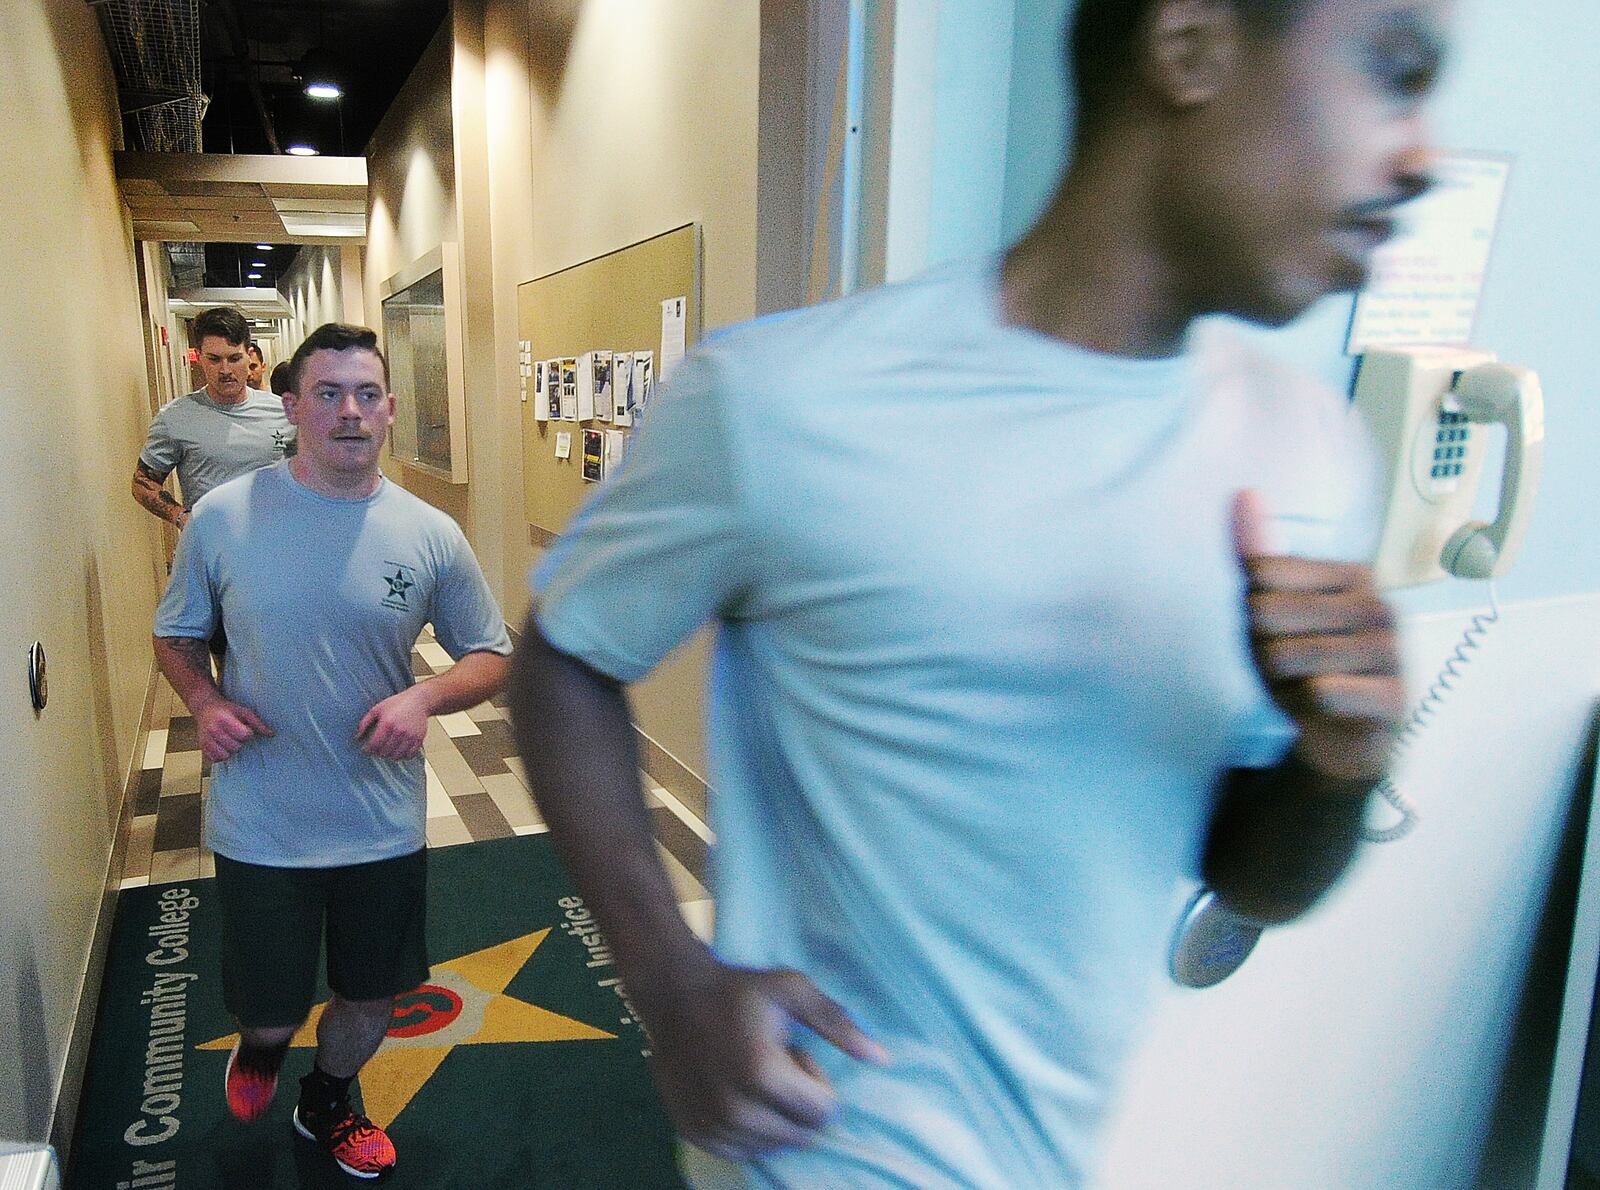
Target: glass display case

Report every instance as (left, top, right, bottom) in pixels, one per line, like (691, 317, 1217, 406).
(379, 244, 468, 483)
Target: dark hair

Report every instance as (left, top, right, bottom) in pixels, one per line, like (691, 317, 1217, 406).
(1069, 0, 1308, 139)
(191, 306, 249, 348)
(285, 323, 390, 395)
(246, 342, 264, 362)
(268, 360, 293, 396)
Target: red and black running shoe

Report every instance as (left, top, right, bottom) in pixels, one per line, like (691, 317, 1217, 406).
(224, 1040, 279, 1123)
(293, 1101, 397, 1179)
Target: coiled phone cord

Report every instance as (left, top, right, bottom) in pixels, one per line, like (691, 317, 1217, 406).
(1362, 580, 1501, 843)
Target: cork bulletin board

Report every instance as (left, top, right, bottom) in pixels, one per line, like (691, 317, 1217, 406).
(517, 224, 701, 541)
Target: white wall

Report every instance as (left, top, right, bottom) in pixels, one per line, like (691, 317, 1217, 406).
(1101, 595, 1600, 1188)
(860, 0, 1017, 285)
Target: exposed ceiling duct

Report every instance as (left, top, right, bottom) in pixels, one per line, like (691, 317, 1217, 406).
(90, 0, 208, 153)
(164, 242, 206, 291)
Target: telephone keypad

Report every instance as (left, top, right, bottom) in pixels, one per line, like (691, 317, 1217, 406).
(1430, 410, 1471, 483)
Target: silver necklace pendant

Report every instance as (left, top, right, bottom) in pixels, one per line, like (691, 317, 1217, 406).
(1169, 888, 1265, 988)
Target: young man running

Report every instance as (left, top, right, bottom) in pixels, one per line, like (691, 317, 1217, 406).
(154, 322, 511, 1178)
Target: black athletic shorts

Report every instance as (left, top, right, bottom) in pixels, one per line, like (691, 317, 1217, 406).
(207, 617, 227, 659)
(214, 848, 430, 1028)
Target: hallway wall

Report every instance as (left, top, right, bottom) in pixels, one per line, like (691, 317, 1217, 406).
(365, 0, 761, 791)
(0, 0, 167, 1146)
(278, 245, 348, 357)
(366, 21, 471, 533)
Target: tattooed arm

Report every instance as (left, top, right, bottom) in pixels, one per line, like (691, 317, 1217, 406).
(132, 461, 189, 528)
(153, 635, 274, 761)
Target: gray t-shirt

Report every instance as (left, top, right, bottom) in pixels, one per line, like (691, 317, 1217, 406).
(154, 462, 512, 867)
(535, 257, 1379, 1187)
(140, 387, 295, 506)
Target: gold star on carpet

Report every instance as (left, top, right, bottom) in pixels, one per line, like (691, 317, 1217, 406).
(198, 929, 616, 1128)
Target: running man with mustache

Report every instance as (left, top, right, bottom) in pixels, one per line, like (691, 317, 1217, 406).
(512, 1, 1446, 1185)
(133, 306, 293, 533)
(153, 322, 512, 1179)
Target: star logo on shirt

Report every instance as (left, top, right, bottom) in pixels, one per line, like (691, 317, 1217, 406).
(382, 562, 418, 610)
(272, 429, 290, 455)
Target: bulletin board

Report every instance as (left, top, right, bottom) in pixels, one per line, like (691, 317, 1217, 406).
(517, 223, 701, 540)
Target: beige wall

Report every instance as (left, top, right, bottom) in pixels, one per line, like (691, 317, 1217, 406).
(366, 0, 760, 783)
(0, 1, 167, 1143)
(366, 21, 472, 533)
(279, 245, 346, 355)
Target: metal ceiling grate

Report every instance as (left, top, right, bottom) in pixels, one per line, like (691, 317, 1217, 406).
(91, 0, 207, 152)
(164, 242, 206, 290)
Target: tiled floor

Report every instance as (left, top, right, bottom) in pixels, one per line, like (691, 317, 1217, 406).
(123, 628, 714, 936)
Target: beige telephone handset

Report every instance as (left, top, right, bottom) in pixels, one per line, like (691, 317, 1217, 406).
(1352, 347, 1545, 589)
(1170, 347, 1545, 990)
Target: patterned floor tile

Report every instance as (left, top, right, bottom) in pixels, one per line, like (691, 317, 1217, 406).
(126, 814, 157, 880)
(166, 715, 198, 754)
(451, 731, 511, 779)
(452, 792, 513, 841)
(141, 729, 168, 771)
(504, 755, 529, 787)
(424, 760, 456, 820)
(424, 732, 486, 798)
(659, 843, 708, 904)
(149, 847, 199, 882)
(479, 773, 543, 831)
(680, 899, 714, 942)
(437, 711, 482, 738)
(153, 793, 202, 853)
(650, 805, 708, 885)
(131, 768, 162, 818)
(416, 640, 456, 671)
(466, 702, 504, 724)
(161, 750, 202, 798)
(425, 815, 473, 848)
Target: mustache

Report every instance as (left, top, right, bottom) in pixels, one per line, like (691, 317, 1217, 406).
(1343, 173, 1432, 222)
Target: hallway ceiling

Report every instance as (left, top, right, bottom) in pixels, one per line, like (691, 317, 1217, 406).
(118, 149, 367, 295)
(197, 0, 447, 159)
(96, 0, 446, 288)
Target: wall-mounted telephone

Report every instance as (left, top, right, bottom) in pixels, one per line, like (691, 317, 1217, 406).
(1352, 348, 1544, 843)
(1352, 347, 1545, 589)
(1169, 347, 1545, 990)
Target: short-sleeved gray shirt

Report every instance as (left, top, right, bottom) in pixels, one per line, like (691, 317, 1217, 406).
(139, 387, 295, 506)
(154, 462, 512, 867)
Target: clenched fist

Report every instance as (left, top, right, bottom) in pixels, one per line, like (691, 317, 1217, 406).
(1233, 490, 1405, 784)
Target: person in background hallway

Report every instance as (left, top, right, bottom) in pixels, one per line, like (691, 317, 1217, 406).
(245, 340, 266, 389)
(269, 359, 293, 397)
(132, 306, 293, 532)
(153, 322, 512, 1179)
(510, 0, 1440, 1184)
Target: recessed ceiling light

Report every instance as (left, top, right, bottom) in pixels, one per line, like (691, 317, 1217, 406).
(247, 273, 263, 280)
(256, 244, 274, 251)
(306, 83, 343, 100)
(285, 144, 319, 157)
(251, 261, 266, 268)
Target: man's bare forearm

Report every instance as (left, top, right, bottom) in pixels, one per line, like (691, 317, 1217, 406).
(416, 649, 510, 717)
(132, 463, 187, 527)
(1201, 753, 1377, 925)
(153, 635, 221, 715)
(508, 617, 709, 992)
